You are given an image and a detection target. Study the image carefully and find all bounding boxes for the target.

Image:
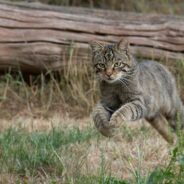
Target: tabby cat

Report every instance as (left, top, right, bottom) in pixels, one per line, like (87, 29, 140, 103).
(90, 39, 184, 144)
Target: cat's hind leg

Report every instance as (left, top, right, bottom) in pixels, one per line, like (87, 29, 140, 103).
(177, 104, 184, 129)
(166, 102, 184, 130)
(147, 113, 175, 144)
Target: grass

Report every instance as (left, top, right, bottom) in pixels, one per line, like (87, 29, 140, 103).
(0, 53, 183, 184)
(2, 1, 184, 183)
(11, 0, 184, 15)
(5, 1, 184, 117)
(0, 61, 99, 119)
(0, 121, 183, 184)
(145, 141, 184, 184)
(0, 59, 183, 120)
(0, 125, 97, 183)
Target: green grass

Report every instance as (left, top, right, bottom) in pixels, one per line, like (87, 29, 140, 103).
(2, 1, 184, 183)
(0, 126, 184, 183)
(0, 127, 96, 176)
(0, 126, 132, 183)
(74, 176, 129, 184)
(144, 131, 184, 184)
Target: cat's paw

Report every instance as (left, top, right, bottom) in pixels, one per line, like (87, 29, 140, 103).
(99, 126, 115, 137)
(109, 111, 124, 126)
(93, 119, 114, 137)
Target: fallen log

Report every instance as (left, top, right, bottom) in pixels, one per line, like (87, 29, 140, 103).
(0, 0, 184, 73)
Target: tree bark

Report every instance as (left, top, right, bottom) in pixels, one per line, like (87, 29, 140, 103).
(0, 0, 184, 73)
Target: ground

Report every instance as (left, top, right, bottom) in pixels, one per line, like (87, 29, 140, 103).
(0, 113, 172, 183)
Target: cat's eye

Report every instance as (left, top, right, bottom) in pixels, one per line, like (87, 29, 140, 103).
(96, 63, 105, 69)
(114, 62, 123, 68)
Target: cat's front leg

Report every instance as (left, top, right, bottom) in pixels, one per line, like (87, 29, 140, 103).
(110, 100, 146, 126)
(92, 102, 116, 137)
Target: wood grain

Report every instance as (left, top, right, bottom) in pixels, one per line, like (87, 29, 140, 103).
(0, 0, 184, 73)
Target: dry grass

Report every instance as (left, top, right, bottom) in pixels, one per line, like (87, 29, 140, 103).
(1, 1, 184, 183)
(0, 60, 182, 183)
(0, 115, 171, 183)
(12, 0, 184, 15)
(83, 121, 170, 180)
(0, 61, 99, 119)
(0, 58, 183, 120)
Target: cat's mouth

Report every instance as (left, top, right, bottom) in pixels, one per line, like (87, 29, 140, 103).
(99, 73, 121, 83)
(104, 77, 117, 83)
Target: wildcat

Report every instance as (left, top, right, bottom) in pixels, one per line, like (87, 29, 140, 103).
(90, 39, 184, 144)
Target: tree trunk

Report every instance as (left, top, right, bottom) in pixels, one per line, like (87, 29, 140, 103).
(0, 0, 184, 73)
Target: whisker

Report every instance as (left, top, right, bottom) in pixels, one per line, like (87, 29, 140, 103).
(122, 79, 131, 88)
(118, 79, 131, 91)
(123, 77, 135, 85)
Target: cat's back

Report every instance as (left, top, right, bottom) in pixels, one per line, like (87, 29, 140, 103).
(138, 60, 175, 84)
(137, 60, 177, 100)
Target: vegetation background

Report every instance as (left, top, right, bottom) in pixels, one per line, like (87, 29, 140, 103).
(1, 0, 184, 183)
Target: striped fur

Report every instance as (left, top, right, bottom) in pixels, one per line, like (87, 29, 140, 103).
(90, 39, 184, 143)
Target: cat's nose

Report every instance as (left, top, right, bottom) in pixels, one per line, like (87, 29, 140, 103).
(106, 70, 113, 77)
(106, 73, 112, 77)
(106, 73, 112, 79)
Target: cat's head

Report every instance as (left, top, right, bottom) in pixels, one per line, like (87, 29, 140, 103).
(90, 39, 135, 83)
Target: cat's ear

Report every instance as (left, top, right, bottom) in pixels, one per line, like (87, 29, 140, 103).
(89, 41, 104, 53)
(115, 39, 129, 52)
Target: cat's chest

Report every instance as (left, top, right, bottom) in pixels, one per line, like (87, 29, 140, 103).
(100, 83, 131, 110)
